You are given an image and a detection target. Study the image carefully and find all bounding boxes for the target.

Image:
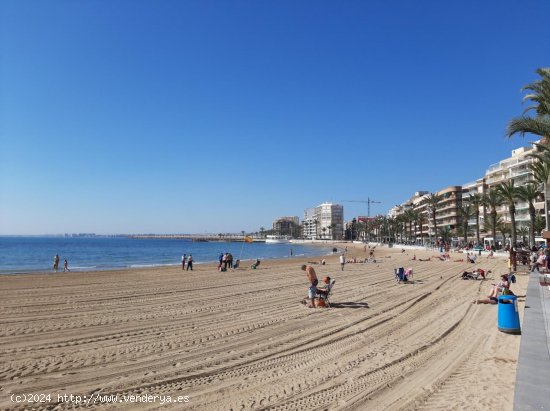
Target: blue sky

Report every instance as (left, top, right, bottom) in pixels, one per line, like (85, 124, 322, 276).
(1, 0, 549, 235)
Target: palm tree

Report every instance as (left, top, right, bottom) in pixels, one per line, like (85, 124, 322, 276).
(517, 226, 529, 245)
(496, 180, 521, 247)
(534, 213, 546, 236)
(529, 160, 550, 231)
(416, 212, 427, 246)
(404, 209, 415, 243)
(424, 193, 443, 246)
(469, 193, 484, 245)
(458, 203, 474, 246)
(321, 227, 327, 239)
(313, 219, 319, 240)
(506, 68, 550, 141)
(497, 218, 511, 248)
(518, 183, 541, 248)
(439, 226, 452, 245)
(484, 189, 502, 248)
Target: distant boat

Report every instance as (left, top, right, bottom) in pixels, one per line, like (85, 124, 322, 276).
(265, 235, 291, 244)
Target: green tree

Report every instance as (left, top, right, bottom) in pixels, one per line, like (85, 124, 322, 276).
(424, 193, 443, 246)
(497, 181, 521, 247)
(518, 183, 541, 248)
(506, 68, 550, 141)
(439, 226, 452, 244)
(484, 189, 502, 248)
(416, 212, 427, 246)
(469, 193, 484, 245)
(529, 160, 550, 231)
(458, 203, 474, 246)
(497, 218, 511, 248)
(534, 213, 546, 236)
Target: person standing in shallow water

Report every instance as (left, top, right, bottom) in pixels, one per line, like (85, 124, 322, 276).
(63, 259, 70, 272)
(182, 254, 186, 271)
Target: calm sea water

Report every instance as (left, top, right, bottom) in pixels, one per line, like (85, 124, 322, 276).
(0, 237, 335, 274)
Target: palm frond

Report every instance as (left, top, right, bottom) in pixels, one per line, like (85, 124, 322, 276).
(506, 116, 550, 139)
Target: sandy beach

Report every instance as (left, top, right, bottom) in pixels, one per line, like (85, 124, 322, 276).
(0, 244, 528, 410)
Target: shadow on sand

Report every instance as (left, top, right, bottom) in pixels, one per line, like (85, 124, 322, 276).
(330, 301, 370, 309)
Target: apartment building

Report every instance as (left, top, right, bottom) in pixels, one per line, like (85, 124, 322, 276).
(483, 144, 543, 233)
(303, 203, 344, 240)
(388, 141, 546, 247)
(272, 216, 300, 237)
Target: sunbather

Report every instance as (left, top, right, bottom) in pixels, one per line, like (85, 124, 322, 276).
(488, 274, 511, 298)
(473, 296, 498, 304)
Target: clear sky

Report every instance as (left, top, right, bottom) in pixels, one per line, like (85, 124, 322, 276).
(1, 0, 549, 235)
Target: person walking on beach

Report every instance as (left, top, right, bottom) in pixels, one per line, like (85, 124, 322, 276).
(187, 254, 193, 271)
(63, 259, 70, 272)
(339, 253, 345, 271)
(182, 254, 187, 271)
(53, 254, 60, 272)
(301, 264, 318, 308)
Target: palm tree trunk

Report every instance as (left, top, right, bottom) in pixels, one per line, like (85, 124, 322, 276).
(529, 206, 536, 248)
(491, 210, 497, 248)
(545, 181, 549, 231)
(475, 212, 480, 245)
(432, 213, 437, 247)
(510, 205, 517, 247)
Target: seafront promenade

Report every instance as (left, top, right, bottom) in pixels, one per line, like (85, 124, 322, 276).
(513, 270, 550, 411)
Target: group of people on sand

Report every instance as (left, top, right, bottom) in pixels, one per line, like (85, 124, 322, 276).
(217, 252, 234, 271)
(53, 254, 70, 272)
(181, 254, 194, 271)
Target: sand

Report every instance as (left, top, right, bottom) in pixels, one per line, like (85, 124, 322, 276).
(0, 244, 528, 410)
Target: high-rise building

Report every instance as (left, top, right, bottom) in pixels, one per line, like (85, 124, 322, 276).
(303, 203, 344, 240)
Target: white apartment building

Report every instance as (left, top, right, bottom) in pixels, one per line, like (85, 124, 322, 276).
(303, 203, 344, 240)
(484, 143, 544, 233)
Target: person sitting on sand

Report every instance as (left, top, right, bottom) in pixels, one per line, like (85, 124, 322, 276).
(411, 254, 416, 261)
(473, 296, 498, 305)
(301, 264, 318, 308)
(488, 274, 511, 298)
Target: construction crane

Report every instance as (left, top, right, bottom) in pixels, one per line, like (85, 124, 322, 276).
(341, 198, 381, 218)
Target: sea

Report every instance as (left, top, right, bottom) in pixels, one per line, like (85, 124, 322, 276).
(0, 236, 335, 275)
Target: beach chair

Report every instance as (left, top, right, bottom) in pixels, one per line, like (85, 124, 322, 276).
(316, 279, 336, 307)
(395, 267, 408, 283)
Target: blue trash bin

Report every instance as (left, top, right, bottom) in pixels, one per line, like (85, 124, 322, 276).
(497, 294, 521, 334)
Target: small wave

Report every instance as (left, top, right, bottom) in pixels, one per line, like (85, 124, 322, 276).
(69, 266, 98, 271)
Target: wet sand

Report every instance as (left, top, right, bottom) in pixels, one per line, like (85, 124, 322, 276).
(0, 244, 527, 410)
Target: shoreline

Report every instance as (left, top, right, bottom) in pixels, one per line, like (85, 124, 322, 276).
(0, 241, 509, 277)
